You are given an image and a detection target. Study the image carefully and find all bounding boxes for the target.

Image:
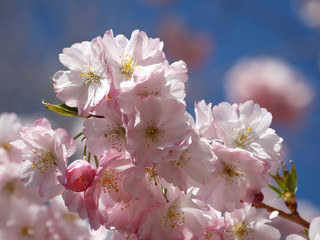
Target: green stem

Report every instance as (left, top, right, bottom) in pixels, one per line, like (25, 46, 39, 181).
(88, 152, 91, 163)
(94, 155, 99, 167)
(73, 132, 83, 140)
(83, 144, 87, 160)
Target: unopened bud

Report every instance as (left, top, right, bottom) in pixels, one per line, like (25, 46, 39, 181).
(282, 191, 297, 213)
(65, 160, 96, 192)
(252, 191, 264, 205)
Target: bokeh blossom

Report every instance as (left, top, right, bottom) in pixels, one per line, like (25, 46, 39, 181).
(225, 57, 314, 124)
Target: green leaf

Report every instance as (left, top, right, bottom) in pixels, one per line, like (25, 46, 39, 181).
(268, 184, 282, 197)
(42, 100, 78, 117)
(301, 229, 309, 239)
(287, 162, 298, 194)
(270, 169, 288, 192)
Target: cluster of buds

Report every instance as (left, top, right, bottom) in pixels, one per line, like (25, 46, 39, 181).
(269, 161, 298, 214)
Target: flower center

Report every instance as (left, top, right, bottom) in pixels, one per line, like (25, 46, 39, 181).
(104, 124, 126, 152)
(31, 149, 56, 174)
(233, 127, 252, 147)
(119, 52, 138, 80)
(223, 164, 237, 176)
(233, 222, 252, 239)
(80, 68, 100, 84)
(224, 221, 252, 240)
(202, 231, 215, 240)
(144, 121, 164, 147)
(176, 149, 191, 167)
(98, 168, 122, 193)
(160, 204, 185, 229)
(144, 167, 162, 186)
(221, 162, 244, 184)
(146, 127, 159, 138)
(140, 87, 161, 97)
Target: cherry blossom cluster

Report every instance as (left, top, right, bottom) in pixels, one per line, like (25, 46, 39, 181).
(0, 113, 107, 239)
(3, 29, 319, 239)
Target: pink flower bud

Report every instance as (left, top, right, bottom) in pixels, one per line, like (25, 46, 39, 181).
(252, 191, 264, 205)
(65, 160, 96, 192)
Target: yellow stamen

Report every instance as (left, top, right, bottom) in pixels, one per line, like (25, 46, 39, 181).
(160, 204, 185, 229)
(233, 127, 253, 147)
(144, 126, 163, 143)
(80, 68, 100, 84)
(98, 168, 122, 193)
(103, 124, 126, 152)
(31, 149, 56, 174)
(144, 167, 161, 186)
(221, 162, 244, 185)
(119, 52, 139, 80)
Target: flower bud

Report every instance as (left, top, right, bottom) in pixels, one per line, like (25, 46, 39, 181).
(65, 160, 96, 192)
(252, 191, 264, 205)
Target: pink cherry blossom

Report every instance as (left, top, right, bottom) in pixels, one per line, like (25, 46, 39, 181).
(48, 195, 108, 240)
(137, 195, 209, 240)
(12, 118, 76, 199)
(0, 113, 22, 148)
(101, 29, 165, 89)
(197, 144, 268, 212)
(212, 100, 283, 162)
(83, 98, 127, 157)
(0, 112, 22, 163)
(126, 97, 192, 166)
(106, 199, 146, 234)
(0, 161, 43, 204)
(194, 100, 218, 141)
(118, 63, 187, 115)
(165, 60, 188, 83)
(53, 36, 110, 114)
(225, 57, 314, 124)
(199, 205, 224, 240)
(65, 159, 96, 192)
(84, 154, 134, 230)
(223, 204, 281, 240)
(156, 133, 215, 192)
(0, 197, 51, 240)
(62, 190, 88, 219)
(123, 165, 181, 207)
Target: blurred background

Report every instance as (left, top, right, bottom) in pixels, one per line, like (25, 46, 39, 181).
(1, 0, 319, 217)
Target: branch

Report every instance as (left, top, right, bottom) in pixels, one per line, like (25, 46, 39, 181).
(255, 202, 310, 229)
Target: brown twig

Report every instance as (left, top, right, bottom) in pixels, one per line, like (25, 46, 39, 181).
(255, 202, 310, 229)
